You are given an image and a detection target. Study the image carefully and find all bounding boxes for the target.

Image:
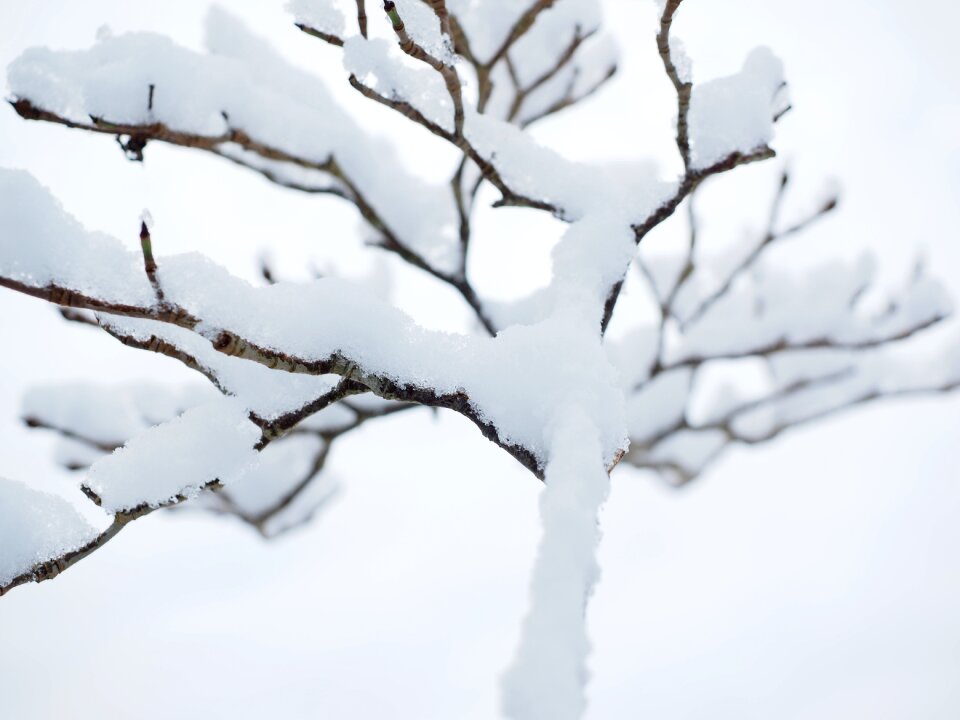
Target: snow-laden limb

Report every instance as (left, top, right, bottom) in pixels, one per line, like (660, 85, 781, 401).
(2, 160, 630, 706)
(0, 167, 629, 476)
(625, 339, 960, 484)
(5, 1, 956, 716)
(22, 377, 409, 536)
(655, 1, 786, 173)
(7, 0, 781, 340)
(8, 8, 463, 276)
(501, 406, 610, 720)
(614, 169, 958, 486)
(2, 397, 259, 595)
(0, 477, 101, 590)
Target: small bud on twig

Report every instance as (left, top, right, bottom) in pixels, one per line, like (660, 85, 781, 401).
(138, 211, 164, 303)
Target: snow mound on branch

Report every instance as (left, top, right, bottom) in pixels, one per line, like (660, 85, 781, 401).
(0, 169, 152, 306)
(286, 0, 346, 37)
(688, 47, 786, 169)
(84, 399, 260, 513)
(0, 478, 100, 586)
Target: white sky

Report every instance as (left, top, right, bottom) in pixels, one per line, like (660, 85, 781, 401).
(1, 1, 958, 718)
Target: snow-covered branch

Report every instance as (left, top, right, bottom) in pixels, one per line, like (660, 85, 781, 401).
(2, 2, 956, 719)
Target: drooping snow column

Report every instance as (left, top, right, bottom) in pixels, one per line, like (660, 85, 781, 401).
(501, 407, 611, 720)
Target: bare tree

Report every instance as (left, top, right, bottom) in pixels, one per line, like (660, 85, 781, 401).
(0, 1, 955, 717)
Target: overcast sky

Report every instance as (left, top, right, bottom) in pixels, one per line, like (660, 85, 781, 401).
(1, 1, 958, 718)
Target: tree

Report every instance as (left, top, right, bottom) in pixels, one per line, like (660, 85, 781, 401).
(0, 1, 956, 718)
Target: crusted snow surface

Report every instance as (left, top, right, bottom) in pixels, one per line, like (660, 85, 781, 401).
(83, 398, 260, 513)
(0, 477, 100, 586)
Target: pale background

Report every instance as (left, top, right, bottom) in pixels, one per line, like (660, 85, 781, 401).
(1, 1, 958, 718)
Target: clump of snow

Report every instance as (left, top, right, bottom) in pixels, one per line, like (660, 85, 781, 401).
(465, 110, 671, 223)
(285, 0, 346, 37)
(392, 0, 452, 63)
(0, 169, 153, 306)
(688, 47, 785, 169)
(0, 477, 100, 586)
(343, 36, 455, 132)
(83, 399, 260, 513)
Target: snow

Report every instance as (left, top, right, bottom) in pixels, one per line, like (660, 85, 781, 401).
(625, 367, 692, 445)
(285, 0, 346, 38)
(508, 0, 604, 88)
(688, 47, 786, 169)
(392, 0, 451, 62)
(464, 110, 671, 222)
(224, 434, 326, 519)
(0, 171, 593, 466)
(501, 406, 610, 720)
(83, 398, 260, 513)
(686, 357, 774, 426)
(0, 169, 153, 307)
(8, 9, 463, 274)
(445, 0, 531, 63)
(664, 253, 950, 365)
(22, 382, 211, 448)
(0, 477, 100, 586)
(98, 315, 341, 421)
(517, 34, 618, 126)
(1, 166, 632, 472)
(4, 3, 957, 719)
(646, 427, 728, 477)
(342, 36, 456, 132)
